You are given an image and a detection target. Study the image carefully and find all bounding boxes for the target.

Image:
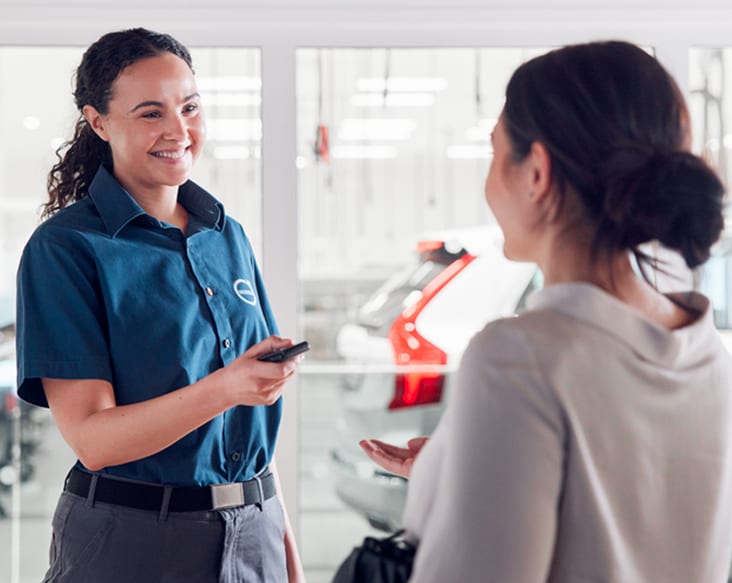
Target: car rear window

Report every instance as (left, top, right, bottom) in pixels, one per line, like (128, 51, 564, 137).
(357, 244, 467, 335)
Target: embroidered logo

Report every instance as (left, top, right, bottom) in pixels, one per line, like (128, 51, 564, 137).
(233, 279, 257, 306)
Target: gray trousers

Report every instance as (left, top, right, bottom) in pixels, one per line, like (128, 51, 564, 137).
(42, 490, 288, 583)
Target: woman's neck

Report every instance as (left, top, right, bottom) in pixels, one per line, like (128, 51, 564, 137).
(538, 233, 697, 330)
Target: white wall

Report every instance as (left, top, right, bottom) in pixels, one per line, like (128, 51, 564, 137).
(1, 0, 732, 45)
(1, 0, 731, 533)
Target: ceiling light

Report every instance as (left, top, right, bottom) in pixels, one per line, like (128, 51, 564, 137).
(23, 116, 40, 130)
(201, 93, 262, 107)
(465, 118, 498, 141)
(196, 76, 262, 92)
(206, 118, 262, 141)
(212, 146, 250, 159)
(211, 145, 260, 160)
(356, 77, 447, 92)
(331, 145, 398, 159)
(465, 128, 493, 141)
(351, 93, 435, 108)
(339, 118, 416, 141)
(446, 145, 493, 159)
(478, 117, 498, 128)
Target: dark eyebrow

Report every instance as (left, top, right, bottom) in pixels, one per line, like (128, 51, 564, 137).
(128, 93, 201, 114)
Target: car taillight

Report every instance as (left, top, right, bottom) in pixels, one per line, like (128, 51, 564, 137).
(390, 367, 445, 409)
(4, 391, 18, 413)
(387, 253, 476, 410)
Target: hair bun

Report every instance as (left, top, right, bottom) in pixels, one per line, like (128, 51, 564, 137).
(599, 147, 725, 268)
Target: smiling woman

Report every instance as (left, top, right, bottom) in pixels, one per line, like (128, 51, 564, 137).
(15, 28, 305, 583)
(81, 53, 204, 226)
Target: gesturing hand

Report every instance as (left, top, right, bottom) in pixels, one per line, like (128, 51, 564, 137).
(359, 437, 429, 478)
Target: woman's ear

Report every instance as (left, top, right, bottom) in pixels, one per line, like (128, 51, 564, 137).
(82, 105, 109, 142)
(528, 141, 552, 202)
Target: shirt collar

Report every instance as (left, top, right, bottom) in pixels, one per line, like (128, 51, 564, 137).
(526, 282, 715, 367)
(88, 165, 225, 238)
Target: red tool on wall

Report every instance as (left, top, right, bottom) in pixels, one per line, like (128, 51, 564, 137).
(313, 50, 330, 163)
(314, 123, 329, 163)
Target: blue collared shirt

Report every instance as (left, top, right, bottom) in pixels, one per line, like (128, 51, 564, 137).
(16, 166, 281, 486)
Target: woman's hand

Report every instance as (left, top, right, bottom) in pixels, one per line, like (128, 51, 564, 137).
(220, 336, 304, 407)
(43, 335, 305, 471)
(359, 437, 429, 478)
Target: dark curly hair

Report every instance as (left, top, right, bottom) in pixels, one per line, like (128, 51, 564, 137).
(503, 41, 725, 270)
(44, 28, 193, 218)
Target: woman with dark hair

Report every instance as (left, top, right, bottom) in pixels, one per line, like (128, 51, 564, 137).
(361, 41, 732, 582)
(16, 28, 305, 582)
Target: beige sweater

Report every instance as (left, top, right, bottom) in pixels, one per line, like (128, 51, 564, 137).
(404, 283, 732, 583)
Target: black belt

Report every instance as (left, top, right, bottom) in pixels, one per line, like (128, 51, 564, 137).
(64, 467, 276, 512)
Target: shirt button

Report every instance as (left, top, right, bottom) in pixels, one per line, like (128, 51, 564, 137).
(223, 338, 231, 349)
(205, 287, 214, 296)
(231, 452, 241, 462)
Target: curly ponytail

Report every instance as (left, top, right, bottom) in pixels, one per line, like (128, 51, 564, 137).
(45, 119, 113, 219)
(43, 28, 193, 219)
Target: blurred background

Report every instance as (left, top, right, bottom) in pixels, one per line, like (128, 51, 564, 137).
(1, 3, 732, 581)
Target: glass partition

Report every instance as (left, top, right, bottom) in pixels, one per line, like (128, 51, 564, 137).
(690, 48, 732, 357)
(690, 48, 730, 188)
(295, 47, 548, 582)
(0, 46, 262, 583)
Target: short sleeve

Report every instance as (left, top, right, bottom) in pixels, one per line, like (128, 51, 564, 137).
(16, 227, 112, 407)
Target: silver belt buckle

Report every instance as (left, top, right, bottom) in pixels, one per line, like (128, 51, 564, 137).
(211, 483, 245, 509)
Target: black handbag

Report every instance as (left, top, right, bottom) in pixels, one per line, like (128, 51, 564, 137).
(332, 529, 416, 583)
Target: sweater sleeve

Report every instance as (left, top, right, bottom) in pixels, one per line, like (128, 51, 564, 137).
(408, 318, 565, 583)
